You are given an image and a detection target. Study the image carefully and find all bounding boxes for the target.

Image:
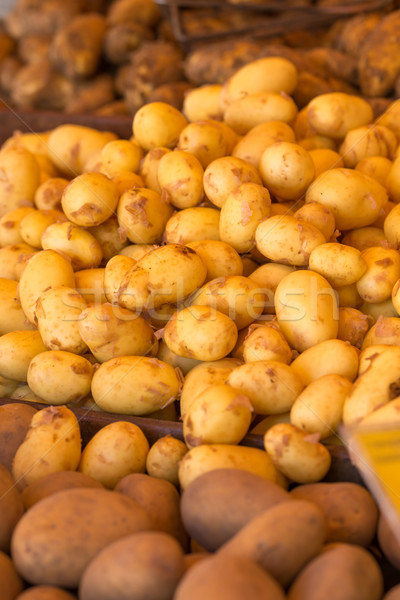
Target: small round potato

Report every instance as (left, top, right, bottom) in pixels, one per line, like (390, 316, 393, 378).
(139, 147, 171, 194)
(339, 125, 396, 168)
(132, 102, 188, 151)
(111, 171, 144, 196)
(259, 142, 314, 201)
(187, 240, 243, 281)
(255, 215, 325, 266)
(355, 156, 393, 187)
(164, 305, 238, 361)
(41, 223, 103, 270)
(183, 84, 223, 122)
(61, 172, 119, 227)
(157, 150, 204, 209)
(0, 207, 36, 247)
(0, 146, 40, 217)
(0, 278, 36, 334)
(219, 182, 271, 253)
(34, 177, 69, 211)
(117, 187, 173, 244)
(183, 384, 253, 448)
(227, 360, 304, 415)
(264, 423, 332, 483)
(91, 356, 180, 415)
(232, 121, 295, 167)
(342, 227, 389, 251)
(146, 435, 188, 486)
(242, 324, 292, 364)
(309, 243, 367, 287)
(337, 307, 371, 348)
(294, 202, 336, 240)
(308, 148, 344, 178)
(356, 246, 400, 303)
(19, 209, 68, 249)
(290, 338, 359, 385)
(163, 206, 220, 245)
(177, 119, 237, 168)
(100, 139, 143, 176)
(306, 93, 373, 138)
(78, 421, 149, 488)
(203, 156, 262, 209)
(0, 243, 37, 281)
(104, 254, 136, 304)
(0, 330, 47, 381)
(224, 92, 298, 135)
(75, 268, 107, 304)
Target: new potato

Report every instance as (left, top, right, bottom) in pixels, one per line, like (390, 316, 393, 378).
(203, 156, 262, 209)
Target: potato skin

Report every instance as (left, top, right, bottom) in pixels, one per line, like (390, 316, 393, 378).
(0, 550, 24, 600)
(220, 500, 325, 587)
(175, 554, 286, 600)
(79, 531, 185, 600)
(0, 403, 37, 472)
(11, 488, 154, 588)
(0, 465, 24, 554)
(287, 543, 383, 600)
(21, 471, 103, 510)
(290, 482, 378, 546)
(15, 586, 76, 600)
(181, 468, 289, 551)
(378, 514, 400, 571)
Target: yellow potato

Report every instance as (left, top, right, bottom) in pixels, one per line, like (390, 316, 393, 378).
(298, 134, 337, 152)
(361, 300, 398, 324)
(224, 92, 298, 135)
(339, 125, 396, 168)
(61, 172, 119, 227)
(177, 119, 237, 168)
(157, 150, 204, 209)
(219, 182, 271, 253)
(183, 84, 223, 122)
(203, 156, 262, 209)
(232, 121, 296, 168)
(140, 147, 171, 194)
(133, 102, 188, 151)
(91, 356, 180, 415)
(12, 405, 81, 490)
(163, 206, 220, 245)
(356, 246, 400, 303)
(226, 360, 304, 415)
(146, 435, 188, 486)
(119, 244, 157, 261)
(274, 270, 339, 353)
(385, 155, 400, 204)
(178, 444, 286, 490)
(0, 243, 36, 281)
(0, 330, 46, 381)
(187, 240, 243, 282)
(290, 338, 359, 385)
(100, 139, 143, 177)
(378, 98, 400, 141)
(41, 223, 103, 270)
(259, 142, 314, 201)
(264, 423, 331, 483)
(157, 340, 201, 375)
(0, 207, 36, 247)
(342, 227, 389, 251)
(249, 263, 296, 313)
(78, 303, 157, 362)
(219, 57, 298, 111)
(75, 268, 107, 304)
(35, 286, 88, 354)
(383, 203, 400, 247)
(189, 275, 266, 330)
(110, 171, 144, 197)
(27, 351, 94, 404)
(0, 146, 40, 217)
(306, 93, 373, 138)
(290, 374, 353, 439)
(0, 278, 36, 334)
(117, 187, 173, 244)
(79, 421, 149, 488)
(118, 244, 206, 312)
(337, 307, 371, 348)
(308, 148, 344, 178)
(164, 305, 238, 361)
(180, 358, 242, 418)
(255, 215, 325, 266)
(305, 168, 387, 230)
(104, 254, 136, 304)
(309, 243, 367, 287)
(183, 384, 253, 449)
(294, 202, 336, 240)
(34, 177, 69, 211)
(19, 209, 68, 249)
(242, 323, 292, 364)
(361, 315, 400, 348)
(355, 156, 393, 187)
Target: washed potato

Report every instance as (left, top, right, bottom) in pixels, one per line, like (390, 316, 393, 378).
(61, 172, 119, 227)
(75, 268, 107, 303)
(79, 421, 149, 488)
(306, 93, 373, 138)
(305, 168, 387, 230)
(157, 150, 204, 209)
(290, 338, 359, 385)
(274, 270, 339, 352)
(111, 170, 144, 196)
(178, 119, 237, 168)
(133, 102, 188, 151)
(12, 405, 81, 490)
(259, 142, 315, 201)
(41, 222, 103, 270)
(91, 356, 180, 415)
(164, 206, 220, 245)
(219, 182, 271, 253)
(180, 358, 242, 418)
(183, 84, 223, 122)
(294, 202, 336, 240)
(309, 243, 367, 287)
(183, 384, 253, 448)
(232, 120, 295, 167)
(224, 92, 298, 135)
(0, 278, 36, 334)
(146, 435, 188, 486)
(0, 207, 35, 247)
(0, 330, 46, 381)
(203, 156, 261, 209)
(356, 246, 400, 303)
(164, 306, 238, 361)
(104, 254, 136, 304)
(342, 227, 389, 251)
(187, 240, 243, 282)
(140, 147, 171, 194)
(119, 244, 157, 261)
(117, 187, 173, 244)
(100, 139, 143, 177)
(227, 360, 304, 415)
(0, 146, 40, 217)
(355, 156, 393, 187)
(219, 57, 298, 111)
(118, 244, 206, 312)
(242, 323, 292, 364)
(157, 341, 201, 375)
(290, 374, 353, 438)
(339, 125, 396, 168)
(19, 209, 68, 249)
(35, 286, 87, 354)
(264, 423, 332, 483)
(0, 243, 37, 281)
(78, 303, 157, 362)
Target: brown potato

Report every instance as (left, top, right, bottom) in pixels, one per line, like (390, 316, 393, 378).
(115, 473, 188, 550)
(219, 500, 325, 588)
(383, 585, 400, 600)
(21, 471, 103, 510)
(15, 586, 76, 600)
(290, 482, 378, 546)
(287, 543, 383, 600)
(0, 550, 24, 600)
(11, 488, 154, 588)
(0, 403, 37, 472)
(0, 465, 24, 554)
(79, 531, 185, 600)
(180, 468, 289, 551)
(175, 554, 285, 600)
(378, 514, 400, 571)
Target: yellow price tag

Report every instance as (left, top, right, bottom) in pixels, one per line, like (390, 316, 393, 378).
(343, 424, 400, 542)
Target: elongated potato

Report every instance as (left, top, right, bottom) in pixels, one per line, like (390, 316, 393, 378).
(117, 187, 173, 244)
(309, 243, 367, 287)
(0, 330, 46, 381)
(0, 146, 40, 217)
(157, 150, 204, 209)
(104, 254, 136, 304)
(0, 278, 36, 334)
(187, 240, 243, 282)
(232, 120, 296, 167)
(41, 223, 103, 270)
(183, 84, 223, 122)
(290, 338, 359, 385)
(306, 93, 373, 138)
(259, 142, 314, 201)
(356, 246, 400, 303)
(163, 206, 220, 245)
(224, 92, 298, 135)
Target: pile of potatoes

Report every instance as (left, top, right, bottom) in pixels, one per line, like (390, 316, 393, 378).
(0, 400, 400, 599)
